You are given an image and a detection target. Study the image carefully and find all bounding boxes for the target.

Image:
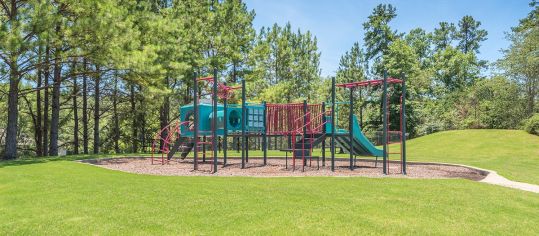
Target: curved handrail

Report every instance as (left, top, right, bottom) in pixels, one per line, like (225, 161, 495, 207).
(292, 111, 311, 130)
(293, 112, 325, 134)
(151, 120, 190, 164)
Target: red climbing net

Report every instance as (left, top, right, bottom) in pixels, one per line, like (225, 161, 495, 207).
(265, 103, 324, 135)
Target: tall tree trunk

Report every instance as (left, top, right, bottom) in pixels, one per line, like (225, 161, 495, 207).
(4, 58, 20, 160)
(130, 83, 138, 153)
(93, 66, 101, 154)
(158, 97, 170, 152)
(113, 76, 120, 153)
(82, 59, 89, 154)
(35, 46, 43, 156)
(43, 45, 50, 156)
(72, 63, 79, 155)
(526, 73, 537, 116)
(141, 114, 147, 152)
(159, 98, 170, 152)
(232, 63, 237, 83)
(183, 84, 190, 104)
(3, 0, 22, 160)
(139, 87, 147, 152)
(49, 42, 62, 156)
(159, 78, 170, 152)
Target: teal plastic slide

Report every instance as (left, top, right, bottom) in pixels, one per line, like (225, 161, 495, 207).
(327, 115, 383, 157)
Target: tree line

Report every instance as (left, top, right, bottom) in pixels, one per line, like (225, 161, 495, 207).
(0, 0, 322, 159)
(1, 1, 537, 159)
(336, 2, 538, 138)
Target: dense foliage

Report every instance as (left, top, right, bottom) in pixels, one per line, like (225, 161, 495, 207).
(337, 2, 537, 137)
(524, 114, 539, 135)
(0, 1, 537, 159)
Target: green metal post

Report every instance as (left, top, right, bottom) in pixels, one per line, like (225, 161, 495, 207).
(349, 87, 354, 170)
(263, 101, 267, 165)
(193, 72, 199, 170)
(382, 71, 388, 175)
(241, 79, 246, 169)
(303, 100, 307, 169)
(223, 82, 228, 166)
(331, 77, 336, 171)
(321, 102, 326, 166)
(212, 69, 218, 173)
(401, 73, 407, 175)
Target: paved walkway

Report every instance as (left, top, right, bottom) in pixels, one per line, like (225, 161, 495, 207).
(480, 170, 539, 194)
(409, 161, 539, 194)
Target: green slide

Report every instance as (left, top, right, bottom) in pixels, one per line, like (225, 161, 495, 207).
(330, 115, 383, 157)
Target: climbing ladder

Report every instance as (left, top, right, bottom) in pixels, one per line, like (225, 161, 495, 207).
(291, 111, 327, 171)
(192, 134, 216, 172)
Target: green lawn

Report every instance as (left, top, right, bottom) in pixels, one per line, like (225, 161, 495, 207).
(1, 160, 538, 235)
(1, 129, 539, 235)
(401, 130, 539, 185)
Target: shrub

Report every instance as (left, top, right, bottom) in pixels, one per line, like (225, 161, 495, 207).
(523, 114, 539, 135)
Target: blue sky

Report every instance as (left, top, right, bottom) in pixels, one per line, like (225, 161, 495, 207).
(244, 0, 532, 76)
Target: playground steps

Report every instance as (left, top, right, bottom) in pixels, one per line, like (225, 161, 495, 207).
(179, 143, 194, 159)
(293, 134, 326, 157)
(168, 137, 193, 160)
(291, 133, 325, 171)
(167, 138, 217, 161)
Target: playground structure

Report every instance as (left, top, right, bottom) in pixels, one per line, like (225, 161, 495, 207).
(151, 69, 407, 174)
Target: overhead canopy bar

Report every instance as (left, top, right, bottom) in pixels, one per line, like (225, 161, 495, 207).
(336, 78, 402, 88)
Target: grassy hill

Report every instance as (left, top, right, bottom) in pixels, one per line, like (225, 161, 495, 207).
(402, 130, 539, 185)
(1, 129, 538, 234)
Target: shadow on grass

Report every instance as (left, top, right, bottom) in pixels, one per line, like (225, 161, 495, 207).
(0, 153, 152, 168)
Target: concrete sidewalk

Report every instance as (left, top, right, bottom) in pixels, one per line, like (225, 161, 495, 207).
(480, 170, 539, 194)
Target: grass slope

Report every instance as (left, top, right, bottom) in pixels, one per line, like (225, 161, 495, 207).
(1, 160, 538, 235)
(402, 130, 539, 185)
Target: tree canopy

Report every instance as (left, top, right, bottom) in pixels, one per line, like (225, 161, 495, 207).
(1, 1, 537, 159)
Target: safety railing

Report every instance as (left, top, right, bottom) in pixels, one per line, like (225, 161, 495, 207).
(151, 121, 190, 165)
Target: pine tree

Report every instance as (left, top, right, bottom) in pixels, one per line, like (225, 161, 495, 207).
(0, 0, 51, 159)
(455, 16, 488, 54)
(432, 22, 456, 51)
(362, 3, 399, 75)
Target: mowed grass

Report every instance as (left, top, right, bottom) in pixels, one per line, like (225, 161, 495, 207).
(0, 160, 538, 235)
(1, 129, 539, 234)
(399, 130, 539, 185)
